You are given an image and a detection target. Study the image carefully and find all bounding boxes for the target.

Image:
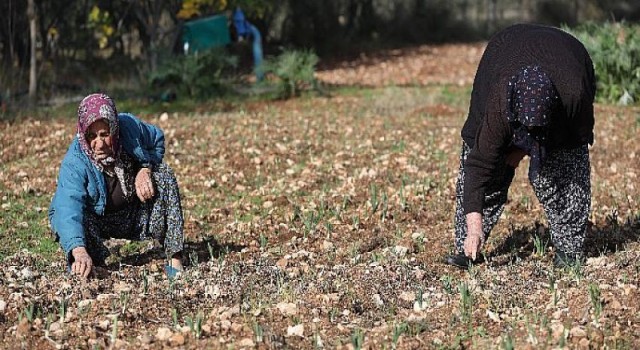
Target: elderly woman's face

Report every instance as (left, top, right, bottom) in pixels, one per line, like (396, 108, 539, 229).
(85, 120, 113, 161)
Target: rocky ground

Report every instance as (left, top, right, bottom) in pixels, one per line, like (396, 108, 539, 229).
(0, 43, 639, 349)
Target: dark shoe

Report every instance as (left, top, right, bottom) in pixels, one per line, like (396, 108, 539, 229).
(445, 253, 483, 269)
(553, 250, 583, 268)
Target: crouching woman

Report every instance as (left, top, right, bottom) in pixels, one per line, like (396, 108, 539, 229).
(49, 93, 184, 278)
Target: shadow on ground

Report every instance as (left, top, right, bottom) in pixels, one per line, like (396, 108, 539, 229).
(485, 214, 640, 266)
(116, 237, 245, 268)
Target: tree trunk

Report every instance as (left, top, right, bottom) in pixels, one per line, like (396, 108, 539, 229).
(574, 0, 581, 23)
(28, 0, 37, 106)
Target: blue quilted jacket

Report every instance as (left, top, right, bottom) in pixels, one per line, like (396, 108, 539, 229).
(48, 113, 165, 258)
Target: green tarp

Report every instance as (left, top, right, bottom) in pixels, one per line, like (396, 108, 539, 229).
(182, 14, 231, 52)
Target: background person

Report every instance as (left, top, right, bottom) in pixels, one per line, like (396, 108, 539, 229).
(232, 7, 264, 82)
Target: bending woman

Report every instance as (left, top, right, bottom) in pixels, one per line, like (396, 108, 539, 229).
(446, 24, 596, 268)
(49, 93, 184, 277)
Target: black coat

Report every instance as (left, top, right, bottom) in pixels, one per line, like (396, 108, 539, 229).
(461, 23, 596, 214)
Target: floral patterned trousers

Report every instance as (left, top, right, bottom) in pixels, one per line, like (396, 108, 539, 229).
(453, 142, 591, 257)
(81, 163, 184, 265)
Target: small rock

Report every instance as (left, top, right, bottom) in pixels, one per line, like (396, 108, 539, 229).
(578, 338, 590, 349)
(169, 333, 185, 346)
(238, 338, 255, 347)
(287, 324, 304, 337)
(230, 323, 243, 333)
(0, 300, 6, 312)
(570, 326, 587, 338)
(413, 300, 427, 312)
(314, 334, 324, 348)
(606, 296, 623, 310)
(20, 267, 33, 280)
(406, 314, 426, 323)
(276, 302, 298, 316)
(159, 112, 169, 121)
(97, 293, 116, 301)
(321, 293, 340, 303)
(48, 321, 61, 333)
(204, 285, 221, 299)
(97, 320, 110, 330)
(78, 299, 92, 309)
(16, 318, 30, 337)
(156, 327, 173, 341)
(220, 305, 239, 320)
(487, 310, 501, 323)
(139, 334, 153, 345)
(399, 291, 415, 302)
(64, 311, 76, 323)
(113, 339, 128, 348)
(590, 329, 605, 344)
(263, 200, 273, 209)
(276, 258, 288, 269)
(394, 245, 409, 257)
(373, 294, 384, 307)
(114, 282, 132, 293)
(551, 323, 566, 342)
(220, 320, 231, 330)
(322, 240, 335, 251)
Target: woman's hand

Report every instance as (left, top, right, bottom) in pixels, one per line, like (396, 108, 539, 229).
(71, 246, 93, 278)
(135, 168, 155, 202)
(464, 212, 484, 261)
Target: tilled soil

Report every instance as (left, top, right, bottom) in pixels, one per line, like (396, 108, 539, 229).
(0, 43, 639, 349)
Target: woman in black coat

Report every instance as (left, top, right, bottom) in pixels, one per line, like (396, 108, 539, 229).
(446, 23, 596, 268)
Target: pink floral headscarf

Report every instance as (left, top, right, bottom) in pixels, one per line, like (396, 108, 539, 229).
(76, 93, 135, 198)
(77, 93, 120, 171)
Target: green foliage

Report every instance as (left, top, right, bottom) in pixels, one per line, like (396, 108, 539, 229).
(0, 187, 58, 262)
(150, 49, 238, 100)
(458, 281, 473, 324)
(178, 0, 273, 19)
(589, 282, 603, 320)
(565, 22, 640, 105)
(350, 328, 365, 350)
(265, 49, 319, 99)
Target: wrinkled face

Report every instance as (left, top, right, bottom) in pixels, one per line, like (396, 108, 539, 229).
(85, 120, 113, 161)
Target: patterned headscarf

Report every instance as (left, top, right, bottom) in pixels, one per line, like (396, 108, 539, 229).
(506, 65, 559, 181)
(77, 93, 135, 199)
(77, 93, 120, 172)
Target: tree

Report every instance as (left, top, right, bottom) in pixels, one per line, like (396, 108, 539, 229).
(28, 0, 37, 105)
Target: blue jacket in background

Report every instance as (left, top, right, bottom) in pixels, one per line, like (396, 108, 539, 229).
(48, 113, 165, 259)
(233, 8, 264, 81)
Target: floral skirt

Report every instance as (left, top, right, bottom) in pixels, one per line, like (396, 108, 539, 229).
(81, 163, 184, 265)
(453, 142, 591, 256)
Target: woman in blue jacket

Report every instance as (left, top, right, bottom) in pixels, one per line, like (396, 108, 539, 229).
(49, 93, 184, 278)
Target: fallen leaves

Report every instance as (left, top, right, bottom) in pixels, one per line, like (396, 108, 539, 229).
(0, 43, 639, 349)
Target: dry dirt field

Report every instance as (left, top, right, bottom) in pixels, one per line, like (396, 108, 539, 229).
(0, 43, 639, 349)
